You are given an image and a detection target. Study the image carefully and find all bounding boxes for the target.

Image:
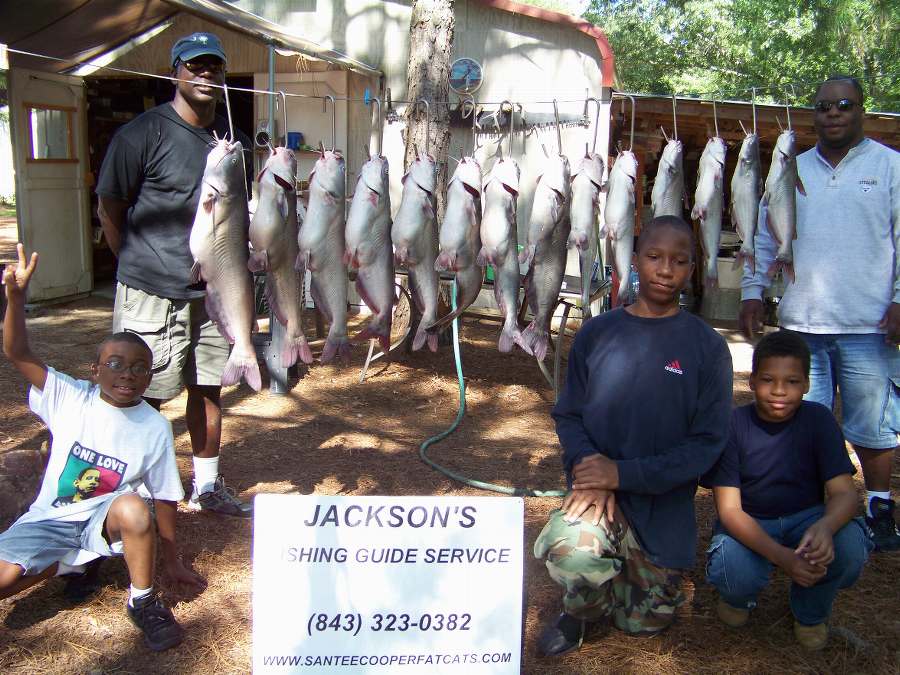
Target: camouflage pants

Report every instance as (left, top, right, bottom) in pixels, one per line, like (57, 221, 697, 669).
(534, 507, 684, 635)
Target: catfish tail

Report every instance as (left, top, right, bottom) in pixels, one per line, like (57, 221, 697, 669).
(521, 320, 549, 362)
(733, 249, 756, 273)
(222, 349, 262, 391)
(355, 320, 391, 354)
(767, 258, 795, 283)
(282, 335, 314, 367)
(412, 322, 439, 352)
(320, 336, 352, 363)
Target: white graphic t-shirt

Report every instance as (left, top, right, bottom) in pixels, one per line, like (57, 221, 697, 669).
(14, 368, 184, 527)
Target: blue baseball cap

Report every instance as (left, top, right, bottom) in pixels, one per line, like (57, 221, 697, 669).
(171, 32, 226, 68)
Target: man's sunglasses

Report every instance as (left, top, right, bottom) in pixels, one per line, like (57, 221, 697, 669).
(814, 98, 859, 113)
(180, 58, 225, 74)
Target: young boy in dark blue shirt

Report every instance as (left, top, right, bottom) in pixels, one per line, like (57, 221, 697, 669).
(705, 330, 871, 651)
(534, 216, 733, 656)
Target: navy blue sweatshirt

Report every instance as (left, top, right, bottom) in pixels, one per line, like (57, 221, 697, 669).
(552, 308, 733, 569)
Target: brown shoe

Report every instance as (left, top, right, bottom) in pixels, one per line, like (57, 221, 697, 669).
(716, 598, 749, 628)
(793, 621, 828, 651)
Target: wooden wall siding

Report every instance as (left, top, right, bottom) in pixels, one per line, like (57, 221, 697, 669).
(107, 12, 342, 76)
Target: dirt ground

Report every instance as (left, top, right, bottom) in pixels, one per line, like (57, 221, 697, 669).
(0, 253, 898, 672)
(0, 218, 17, 264)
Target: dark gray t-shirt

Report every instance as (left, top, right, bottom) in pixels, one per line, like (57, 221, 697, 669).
(96, 103, 251, 299)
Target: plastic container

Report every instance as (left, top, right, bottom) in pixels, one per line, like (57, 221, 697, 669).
(287, 132, 304, 150)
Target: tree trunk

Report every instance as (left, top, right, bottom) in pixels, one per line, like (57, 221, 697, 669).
(404, 0, 455, 220)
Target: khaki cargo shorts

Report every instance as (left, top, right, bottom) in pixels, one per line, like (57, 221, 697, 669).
(112, 282, 230, 401)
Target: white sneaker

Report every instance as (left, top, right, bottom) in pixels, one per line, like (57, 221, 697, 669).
(186, 475, 253, 518)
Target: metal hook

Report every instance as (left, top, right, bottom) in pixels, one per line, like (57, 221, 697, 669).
(612, 93, 636, 152)
(369, 96, 382, 156)
(460, 95, 478, 156)
(712, 98, 719, 138)
(412, 99, 430, 157)
(671, 93, 678, 141)
(584, 97, 602, 154)
(497, 100, 514, 158)
(784, 88, 792, 131)
(385, 88, 399, 124)
(222, 81, 235, 142)
(552, 99, 563, 156)
(751, 87, 757, 135)
(323, 95, 336, 150)
(278, 91, 288, 146)
(515, 103, 525, 156)
(787, 84, 798, 103)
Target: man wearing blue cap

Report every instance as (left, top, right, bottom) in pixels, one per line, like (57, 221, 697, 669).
(96, 32, 253, 519)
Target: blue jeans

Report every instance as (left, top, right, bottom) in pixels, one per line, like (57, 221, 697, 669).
(706, 505, 871, 625)
(800, 333, 899, 450)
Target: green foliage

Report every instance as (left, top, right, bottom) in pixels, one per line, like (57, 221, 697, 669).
(585, 0, 899, 111)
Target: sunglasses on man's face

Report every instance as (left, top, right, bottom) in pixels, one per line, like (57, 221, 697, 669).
(181, 58, 225, 74)
(814, 98, 859, 113)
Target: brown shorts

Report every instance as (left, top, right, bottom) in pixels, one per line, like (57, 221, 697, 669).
(112, 282, 229, 400)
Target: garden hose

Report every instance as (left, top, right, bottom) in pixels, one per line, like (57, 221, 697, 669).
(418, 280, 567, 498)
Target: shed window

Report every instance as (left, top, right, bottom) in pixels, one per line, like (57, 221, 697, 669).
(25, 105, 75, 161)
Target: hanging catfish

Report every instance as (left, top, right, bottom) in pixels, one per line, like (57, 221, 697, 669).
(651, 135, 686, 218)
(568, 150, 605, 318)
(345, 152, 395, 353)
(392, 150, 440, 352)
(189, 135, 261, 390)
(428, 157, 484, 333)
(762, 129, 804, 282)
(730, 129, 761, 272)
(479, 157, 527, 353)
(602, 150, 638, 306)
(692, 137, 727, 288)
(248, 146, 313, 367)
(520, 154, 571, 361)
(298, 148, 350, 363)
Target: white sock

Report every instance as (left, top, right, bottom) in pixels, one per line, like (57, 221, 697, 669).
(128, 584, 153, 607)
(192, 456, 220, 494)
(867, 491, 892, 518)
(55, 561, 85, 576)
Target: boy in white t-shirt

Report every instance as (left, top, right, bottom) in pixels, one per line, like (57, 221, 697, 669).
(0, 244, 206, 651)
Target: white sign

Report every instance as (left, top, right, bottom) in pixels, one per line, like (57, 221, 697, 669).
(252, 495, 523, 674)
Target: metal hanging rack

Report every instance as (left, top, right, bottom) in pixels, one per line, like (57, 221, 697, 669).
(323, 95, 337, 150)
(551, 99, 563, 156)
(497, 100, 514, 158)
(611, 92, 637, 152)
(583, 96, 603, 155)
(368, 96, 382, 156)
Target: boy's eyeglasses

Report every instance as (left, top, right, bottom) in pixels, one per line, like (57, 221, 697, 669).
(181, 59, 225, 74)
(814, 99, 858, 113)
(102, 361, 150, 377)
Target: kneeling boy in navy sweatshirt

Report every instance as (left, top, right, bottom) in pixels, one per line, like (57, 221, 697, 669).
(534, 216, 733, 656)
